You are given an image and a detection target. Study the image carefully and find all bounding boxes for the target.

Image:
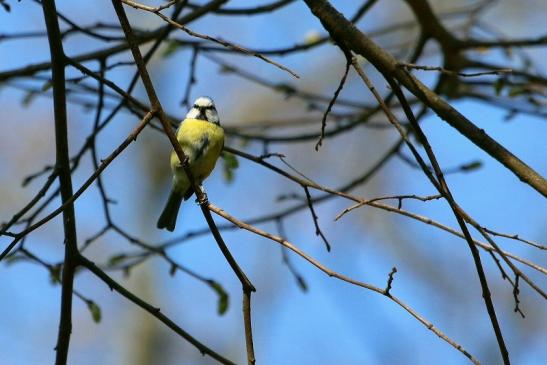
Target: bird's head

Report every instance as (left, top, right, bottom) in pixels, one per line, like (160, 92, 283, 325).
(185, 96, 220, 125)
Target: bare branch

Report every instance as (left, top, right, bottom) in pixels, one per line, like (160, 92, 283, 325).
(208, 203, 481, 365)
(79, 255, 236, 364)
(302, 0, 547, 197)
(121, 0, 300, 78)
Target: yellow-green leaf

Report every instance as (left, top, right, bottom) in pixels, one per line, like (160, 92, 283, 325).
(275, 83, 296, 96)
(296, 275, 308, 292)
(211, 282, 229, 315)
(461, 161, 483, 172)
(87, 301, 102, 323)
(22, 91, 37, 107)
(49, 264, 62, 284)
(41, 80, 53, 92)
(222, 152, 239, 184)
(107, 254, 128, 267)
(494, 78, 505, 96)
(4, 254, 27, 266)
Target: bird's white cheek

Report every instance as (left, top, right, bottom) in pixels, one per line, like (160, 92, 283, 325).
(206, 110, 219, 123)
(186, 109, 199, 119)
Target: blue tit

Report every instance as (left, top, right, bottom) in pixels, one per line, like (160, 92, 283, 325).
(157, 96, 224, 231)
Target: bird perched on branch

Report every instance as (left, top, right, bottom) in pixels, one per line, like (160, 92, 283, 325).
(157, 96, 224, 231)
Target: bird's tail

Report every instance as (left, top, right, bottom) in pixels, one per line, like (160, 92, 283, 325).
(157, 190, 184, 231)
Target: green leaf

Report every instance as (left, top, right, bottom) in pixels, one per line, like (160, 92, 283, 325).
(41, 80, 53, 92)
(295, 275, 308, 292)
(4, 254, 27, 266)
(107, 254, 127, 267)
(49, 264, 62, 284)
(275, 83, 296, 96)
(86, 301, 102, 323)
(169, 263, 177, 277)
(0, 0, 11, 12)
(211, 282, 229, 316)
(222, 152, 239, 184)
(494, 78, 505, 96)
(161, 40, 180, 59)
(22, 90, 37, 107)
(460, 160, 483, 172)
(220, 65, 236, 74)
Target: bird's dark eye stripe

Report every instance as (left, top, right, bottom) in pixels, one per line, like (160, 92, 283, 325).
(193, 105, 215, 110)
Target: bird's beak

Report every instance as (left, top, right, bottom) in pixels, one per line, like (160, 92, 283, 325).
(196, 109, 207, 121)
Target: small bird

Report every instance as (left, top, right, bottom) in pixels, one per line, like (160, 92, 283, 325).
(157, 96, 225, 231)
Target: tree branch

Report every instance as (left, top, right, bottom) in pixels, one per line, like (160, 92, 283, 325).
(78, 254, 236, 365)
(41, 1, 78, 363)
(110, 2, 256, 363)
(301, 0, 547, 197)
(208, 203, 480, 365)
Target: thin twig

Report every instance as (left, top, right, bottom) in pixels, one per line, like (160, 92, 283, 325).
(315, 59, 351, 150)
(276, 219, 308, 291)
(111, 3, 257, 363)
(121, 0, 299, 78)
(384, 267, 397, 296)
(0, 111, 156, 262)
(482, 228, 546, 250)
(223, 146, 546, 277)
(208, 203, 480, 365)
(400, 62, 512, 77)
(354, 56, 510, 363)
(181, 45, 199, 107)
(303, 186, 331, 251)
(335, 194, 442, 221)
(79, 255, 236, 364)
(512, 275, 525, 318)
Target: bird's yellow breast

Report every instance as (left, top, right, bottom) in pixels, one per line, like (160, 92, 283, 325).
(170, 118, 224, 192)
(176, 118, 224, 145)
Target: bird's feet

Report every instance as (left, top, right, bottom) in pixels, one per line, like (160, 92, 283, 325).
(195, 184, 208, 205)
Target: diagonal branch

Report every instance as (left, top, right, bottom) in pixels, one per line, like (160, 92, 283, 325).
(0, 0, 228, 82)
(121, 0, 299, 78)
(78, 255, 236, 365)
(301, 0, 547, 197)
(350, 56, 510, 364)
(0, 111, 155, 262)
(208, 203, 480, 365)
(111, 2, 256, 363)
